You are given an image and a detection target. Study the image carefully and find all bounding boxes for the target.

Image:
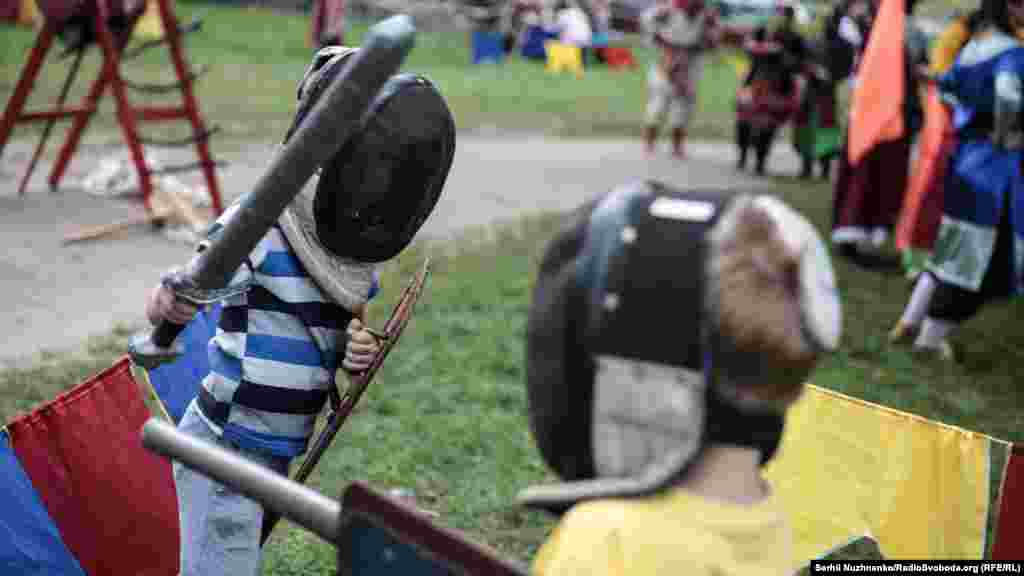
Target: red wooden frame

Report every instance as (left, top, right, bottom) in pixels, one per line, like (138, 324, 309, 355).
(0, 0, 223, 215)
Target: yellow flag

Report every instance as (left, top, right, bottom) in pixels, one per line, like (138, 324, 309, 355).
(764, 385, 990, 567)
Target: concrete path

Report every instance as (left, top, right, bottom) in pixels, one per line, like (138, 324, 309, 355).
(0, 134, 803, 368)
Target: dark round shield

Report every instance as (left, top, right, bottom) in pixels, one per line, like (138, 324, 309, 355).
(311, 73, 456, 263)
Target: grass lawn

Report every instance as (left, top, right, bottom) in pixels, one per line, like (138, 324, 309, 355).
(2, 176, 1022, 572)
(1, 1, 745, 147)
(2, 0, 1023, 572)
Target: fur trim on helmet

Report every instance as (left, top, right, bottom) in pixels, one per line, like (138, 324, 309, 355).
(516, 183, 841, 513)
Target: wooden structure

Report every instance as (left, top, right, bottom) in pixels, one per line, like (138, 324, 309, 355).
(0, 0, 224, 215)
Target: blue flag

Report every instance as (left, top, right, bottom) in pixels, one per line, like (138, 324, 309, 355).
(0, 431, 87, 576)
(145, 304, 221, 424)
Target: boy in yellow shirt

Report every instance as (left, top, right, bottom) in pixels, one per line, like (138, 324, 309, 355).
(517, 182, 842, 575)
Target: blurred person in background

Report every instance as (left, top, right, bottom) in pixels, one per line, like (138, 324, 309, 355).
(555, 0, 595, 63)
(793, 5, 844, 180)
(830, 0, 928, 268)
(890, 0, 1024, 361)
(640, 0, 721, 158)
(734, 5, 806, 175)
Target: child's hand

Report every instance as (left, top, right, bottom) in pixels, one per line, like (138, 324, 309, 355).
(145, 280, 198, 326)
(342, 318, 381, 374)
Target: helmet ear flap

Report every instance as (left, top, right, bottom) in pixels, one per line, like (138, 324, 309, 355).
(307, 74, 456, 263)
(297, 46, 353, 101)
(285, 47, 358, 145)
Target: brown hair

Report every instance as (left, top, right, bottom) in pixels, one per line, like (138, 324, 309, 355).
(704, 195, 820, 406)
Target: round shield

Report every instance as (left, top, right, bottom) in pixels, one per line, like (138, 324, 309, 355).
(312, 73, 456, 263)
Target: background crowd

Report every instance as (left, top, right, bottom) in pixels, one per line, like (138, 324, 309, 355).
(640, 0, 1023, 364)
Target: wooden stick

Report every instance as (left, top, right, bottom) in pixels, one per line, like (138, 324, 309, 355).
(63, 188, 178, 245)
(62, 208, 174, 244)
(132, 364, 176, 424)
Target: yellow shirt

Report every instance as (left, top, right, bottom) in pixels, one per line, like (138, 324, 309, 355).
(531, 485, 793, 576)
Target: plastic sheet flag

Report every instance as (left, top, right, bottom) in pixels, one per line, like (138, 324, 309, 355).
(0, 431, 87, 576)
(896, 83, 954, 252)
(847, 0, 905, 165)
(6, 358, 180, 576)
(992, 445, 1024, 559)
(144, 303, 221, 424)
(763, 384, 990, 568)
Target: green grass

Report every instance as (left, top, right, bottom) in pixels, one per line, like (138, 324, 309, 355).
(2, 177, 1022, 571)
(3, 1, 1023, 570)
(0, 2, 744, 147)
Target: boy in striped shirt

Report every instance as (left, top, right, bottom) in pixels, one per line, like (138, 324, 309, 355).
(145, 46, 456, 576)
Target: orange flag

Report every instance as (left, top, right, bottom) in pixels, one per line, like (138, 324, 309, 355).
(847, 0, 906, 165)
(895, 84, 953, 251)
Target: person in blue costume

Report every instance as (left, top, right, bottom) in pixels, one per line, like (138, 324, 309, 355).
(890, 0, 1024, 361)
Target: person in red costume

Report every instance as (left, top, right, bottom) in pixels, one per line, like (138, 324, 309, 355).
(640, 0, 721, 158)
(734, 5, 807, 175)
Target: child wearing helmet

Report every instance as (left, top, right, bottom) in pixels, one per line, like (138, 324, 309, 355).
(145, 46, 456, 576)
(640, 0, 720, 158)
(518, 182, 842, 575)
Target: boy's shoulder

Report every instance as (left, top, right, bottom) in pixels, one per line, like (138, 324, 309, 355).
(549, 491, 701, 542)
(534, 494, 722, 575)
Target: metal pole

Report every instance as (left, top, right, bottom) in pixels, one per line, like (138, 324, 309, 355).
(140, 419, 341, 543)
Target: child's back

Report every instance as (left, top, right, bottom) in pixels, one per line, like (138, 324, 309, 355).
(516, 183, 841, 575)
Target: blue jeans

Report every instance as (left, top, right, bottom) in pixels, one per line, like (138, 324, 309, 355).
(173, 400, 290, 576)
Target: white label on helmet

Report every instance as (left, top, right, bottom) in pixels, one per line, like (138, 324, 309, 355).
(649, 197, 715, 222)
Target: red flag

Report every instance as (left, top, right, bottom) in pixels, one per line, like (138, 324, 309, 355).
(993, 444, 1024, 560)
(848, 0, 905, 165)
(895, 84, 953, 251)
(7, 357, 179, 576)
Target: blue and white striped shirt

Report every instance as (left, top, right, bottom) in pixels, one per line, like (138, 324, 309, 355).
(194, 203, 379, 459)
